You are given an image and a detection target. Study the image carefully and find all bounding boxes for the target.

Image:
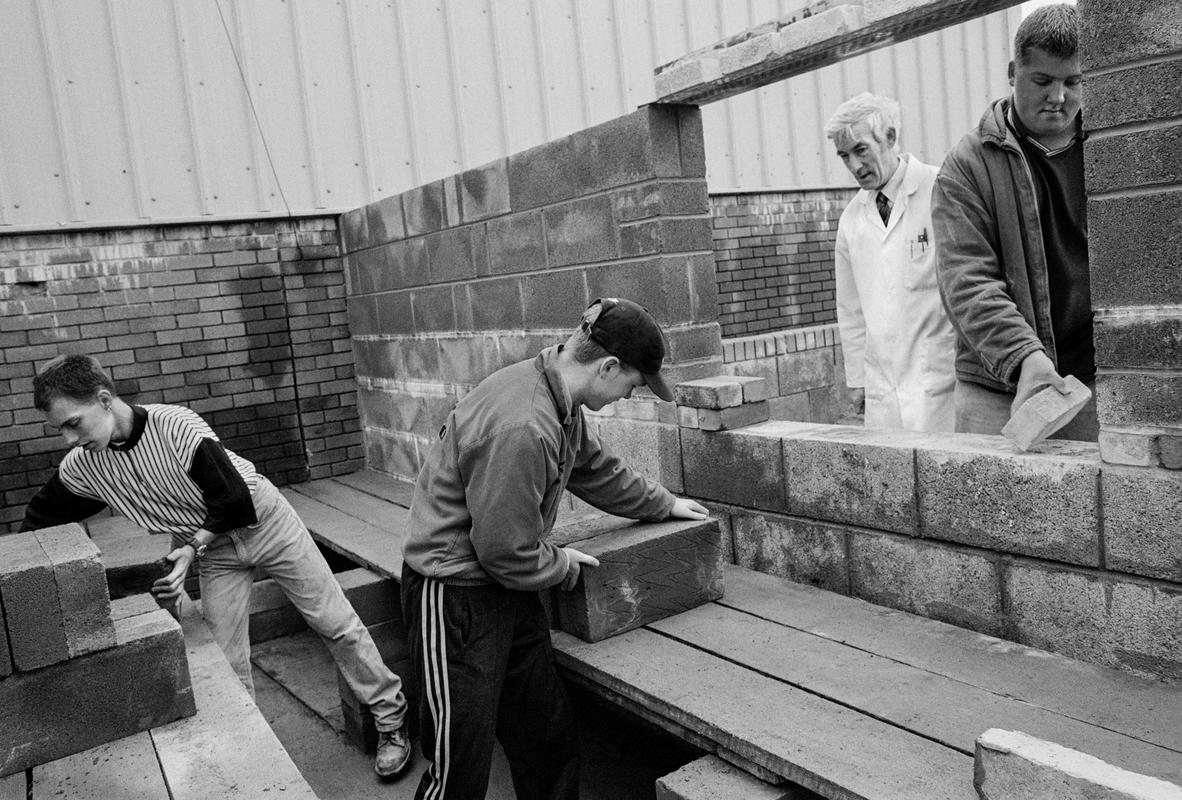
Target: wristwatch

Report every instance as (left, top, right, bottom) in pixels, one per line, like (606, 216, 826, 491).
(187, 537, 208, 560)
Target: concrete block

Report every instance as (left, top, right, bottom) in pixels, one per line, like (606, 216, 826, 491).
(674, 377, 744, 409)
(459, 158, 510, 223)
(719, 29, 778, 77)
(1098, 373, 1182, 428)
(543, 195, 617, 267)
(583, 255, 700, 326)
(916, 437, 1100, 566)
(1161, 436, 1182, 470)
(339, 207, 368, 253)
(401, 181, 444, 237)
(656, 754, 795, 800)
(776, 348, 834, 395)
(0, 621, 10, 678)
(34, 523, 117, 657)
(654, 58, 721, 102)
(425, 227, 477, 284)
(697, 401, 770, 431)
(1103, 466, 1182, 581)
(675, 106, 706, 178)
(731, 512, 848, 593)
(463, 276, 524, 331)
(521, 268, 587, 328)
(681, 425, 789, 511)
(552, 516, 723, 643)
(1085, 60, 1182, 131)
(1079, 0, 1182, 73)
(0, 531, 69, 671)
(388, 237, 430, 289)
(975, 728, 1182, 799)
(365, 194, 405, 247)
(409, 285, 456, 333)
(1005, 562, 1109, 666)
(594, 417, 684, 494)
(1002, 375, 1093, 451)
(1099, 428, 1161, 467)
(1086, 127, 1182, 195)
(849, 532, 1006, 637)
(507, 135, 580, 211)
(784, 427, 917, 534)
(1106, 581, 1182, 682)
(1089, 192, 1182, 307)
(571, 109, 663, 194)
(0, 605, 195, 778)
(779, 4, 865, 45)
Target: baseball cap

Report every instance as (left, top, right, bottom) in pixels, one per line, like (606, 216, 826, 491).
(583, 297, 673, 401)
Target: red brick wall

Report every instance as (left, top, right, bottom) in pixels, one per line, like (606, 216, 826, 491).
(0, 218, 363, 532)
(710, 189, 853, 338)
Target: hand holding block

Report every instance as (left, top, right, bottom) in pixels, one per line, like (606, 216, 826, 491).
(1002, 375, 1092, 452)
(552, 516, 723, 643)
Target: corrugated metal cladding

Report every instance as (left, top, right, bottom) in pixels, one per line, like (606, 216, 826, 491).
(0, 0, 1019, 231)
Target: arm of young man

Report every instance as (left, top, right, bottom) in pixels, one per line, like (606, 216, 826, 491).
(20, 471, 109, 532)
(153, 439, 257, 599)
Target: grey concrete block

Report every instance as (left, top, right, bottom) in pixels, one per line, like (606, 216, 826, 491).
(1004, 562, 1110, 668)
(365, 194, 405, 248)
(34, 523, 116, 658)
(776, 348, 834, 395)
(543, 195, 617, 267)
(916, 436, 1100, 566)
(784, 427, 917, 535)
(681, 426, 786, 511)
(732, 511, 848, 594)
(1103, 466, 1182, 581)
(656, 754, 796, 800)
(459, 158, 510, 223)
(0, 532, 69, 671)
(975, 728, 1182, 799)
(594, 417, 684, 494)
(0, 619, 10, 678)
(849, 532, 1006, 637)
(0, 606, 194, 777)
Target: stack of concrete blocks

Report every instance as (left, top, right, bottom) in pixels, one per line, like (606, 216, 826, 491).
(0, 524, 195, 777)
(974, 729, 1182, 799)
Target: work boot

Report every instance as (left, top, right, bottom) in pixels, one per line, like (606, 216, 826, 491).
(374, 726, 412, 778)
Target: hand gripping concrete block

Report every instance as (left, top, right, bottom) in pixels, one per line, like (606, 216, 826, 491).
(1002, 375, 1092, 451)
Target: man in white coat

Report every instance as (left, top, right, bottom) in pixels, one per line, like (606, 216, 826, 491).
(826, 93, 956, 432)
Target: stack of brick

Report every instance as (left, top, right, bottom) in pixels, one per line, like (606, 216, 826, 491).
(675, 375, 772, 432)
(0, 524, 195, 777)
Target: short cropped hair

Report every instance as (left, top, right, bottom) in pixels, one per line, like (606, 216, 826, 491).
(1014, 4, 1078, 64)
(565, 303, 613, 365)
(824, 92, 901, 144)
(32, 354, 115, 411)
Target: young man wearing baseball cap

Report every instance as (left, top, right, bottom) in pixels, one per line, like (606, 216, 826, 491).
(401, 297, 708, 799)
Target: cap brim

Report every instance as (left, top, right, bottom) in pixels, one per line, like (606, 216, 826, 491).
(643, 371, 674, 402)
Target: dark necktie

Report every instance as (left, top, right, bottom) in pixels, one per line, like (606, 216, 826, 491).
(876, 191, 891, 225)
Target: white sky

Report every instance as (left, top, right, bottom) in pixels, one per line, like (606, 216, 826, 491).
(1021, 0, 1077, 16)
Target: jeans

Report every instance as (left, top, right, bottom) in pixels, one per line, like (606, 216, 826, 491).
(954, 378, 1099, 441)
(195, 476, 406, 731)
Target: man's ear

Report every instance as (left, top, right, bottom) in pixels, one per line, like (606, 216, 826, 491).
(597, 356, 621, 378)
(885, 127, 898, 148)
(1007, 60, 1015, 85)
(96, 388, 114, 409)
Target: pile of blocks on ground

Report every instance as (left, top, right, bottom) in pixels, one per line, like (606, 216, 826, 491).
(0, 524, 195, 777)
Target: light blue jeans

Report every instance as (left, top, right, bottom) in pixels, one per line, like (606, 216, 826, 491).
(193, 476, 406, 731)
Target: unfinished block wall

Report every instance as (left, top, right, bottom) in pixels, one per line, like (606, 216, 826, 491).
(341, 104, 723, 483)
(711, 189, 848, 338)
(0, 219, 363, 532)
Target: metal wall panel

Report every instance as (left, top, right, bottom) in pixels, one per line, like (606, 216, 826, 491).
(0, 0, 1019, 231)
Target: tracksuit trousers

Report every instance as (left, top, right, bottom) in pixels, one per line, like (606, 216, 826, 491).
(401, 566, 580, 800)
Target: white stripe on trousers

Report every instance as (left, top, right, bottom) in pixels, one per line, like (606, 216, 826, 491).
(421, 578, 451, 799)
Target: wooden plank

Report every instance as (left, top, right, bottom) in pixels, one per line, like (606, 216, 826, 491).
(331, 470, 416, 508)
(150, 600, 318, 799)
(719, 566, 1182, 753)
(551, 628, 976, 800)
(281, 489, 405, 580)
(288, 477, 412, 533)
(651, 602, 1182, 786)
(31, 732, 167, 800)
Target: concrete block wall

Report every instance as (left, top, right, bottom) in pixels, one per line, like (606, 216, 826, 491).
(710, 190, 850, 338)
(1080, 0, 1182, 471)
(341, 104, 723, 481)
(0, 218, 363, 531)
(675, 418, 1182, 682)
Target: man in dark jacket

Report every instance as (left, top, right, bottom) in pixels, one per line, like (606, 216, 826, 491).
(401, 297, 709, 799)
(933, 4, 1096, 439)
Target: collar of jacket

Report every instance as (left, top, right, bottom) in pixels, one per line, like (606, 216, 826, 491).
(979, 96, 1087, 154)
(108, 404, 149, 452)
(534, 345, 576, 425)
(854, 153, 924, 209)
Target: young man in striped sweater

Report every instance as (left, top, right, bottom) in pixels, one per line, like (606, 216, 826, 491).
(21, 354, 413, 780)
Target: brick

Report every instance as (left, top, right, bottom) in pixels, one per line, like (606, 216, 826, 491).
(1161, 436, 1182, 470)
(1002, 375, 1093, 451)
(33, 524, 116, 657)
(733, 375, 770, 403)
(0, 603, 194, 777)
(681, 425, 786, 511)
(674, 377, 745, 410)
(402, 180, 444, 237)
(1094, 312, 1182, 370)
(696, 401, 770, 431)
(458, 159, 510, 223)
(543, 195, 617, 267)
(654, 58, 721, 103)
(551, 515, 722, 643)
(1085, 59, 1182, 131)
(365, 194, 405, 247)
(1103, 466, 1182, 581)
(1089, 192, 1182, 307)
(785, 427, 917, 534)
(975, 728, 1182, 800)
(731, 511, 848, 593)
(1099, 428, 1161, 467)
(656, 755, 795, 800)
(507, 135, 580, 211)
(850, 532, 1006, 637)
(486, 211, 546, 275)
(1086, 126, 1182, 195)
(0, 531, 69, 670)
(1099, 373, 1182, 427)
(916, 437, 1100, 566)
(1079, 0, 1182, 73)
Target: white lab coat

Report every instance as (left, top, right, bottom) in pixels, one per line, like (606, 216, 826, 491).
(834, 155, 956, 432)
